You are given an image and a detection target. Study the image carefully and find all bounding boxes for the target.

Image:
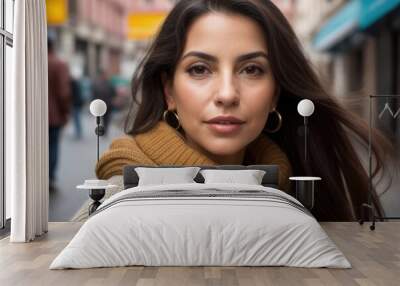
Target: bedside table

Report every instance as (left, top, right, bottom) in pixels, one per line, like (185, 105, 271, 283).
(77, 180, 118, 215)
(289, 176, 322, 210)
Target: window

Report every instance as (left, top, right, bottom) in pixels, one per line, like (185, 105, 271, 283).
(1, 0, 14, 230)
(5, 0, 13, 33)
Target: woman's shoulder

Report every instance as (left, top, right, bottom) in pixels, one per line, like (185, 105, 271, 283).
(104, 134, 156, 161)
(264, 138, 293, 193)
(108, 135, 137, 150)
(246, 134, 293, 192)
(96, 134, 155, 179)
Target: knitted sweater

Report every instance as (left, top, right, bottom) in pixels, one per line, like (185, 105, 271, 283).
(96, 121, 293, 192)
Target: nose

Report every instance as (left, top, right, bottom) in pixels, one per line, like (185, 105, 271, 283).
(214, 72, 240, 107)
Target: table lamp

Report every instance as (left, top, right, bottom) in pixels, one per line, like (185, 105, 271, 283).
(290, 99, 320, 210)
(90, 99, 107, 162)
(76, 99, 115, 215)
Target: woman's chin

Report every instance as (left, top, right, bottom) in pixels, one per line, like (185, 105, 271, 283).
(184, 130, 247, 161)
(202, 145, 246, 161)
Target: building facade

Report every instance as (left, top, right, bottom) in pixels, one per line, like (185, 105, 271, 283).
(288, 0, 400, 216)
(48, 0, 132, 79)
(312, 0, 400, 143)
(290, 0, 400, 143)
(47, 0, 178, 80)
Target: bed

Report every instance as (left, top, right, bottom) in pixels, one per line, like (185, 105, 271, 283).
(50, 165, 350, 269)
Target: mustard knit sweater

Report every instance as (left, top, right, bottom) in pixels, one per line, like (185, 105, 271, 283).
(96, 121, 293, 192)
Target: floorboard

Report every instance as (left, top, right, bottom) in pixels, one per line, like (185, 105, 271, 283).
(0, 222, 399, 286)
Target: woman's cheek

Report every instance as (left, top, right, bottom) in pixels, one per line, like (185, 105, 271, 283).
(175, 81, 211, 116)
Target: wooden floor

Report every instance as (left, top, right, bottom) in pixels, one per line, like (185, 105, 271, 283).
(0, 222, 399, 286)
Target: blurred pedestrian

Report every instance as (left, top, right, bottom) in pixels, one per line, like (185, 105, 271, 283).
(92, 70, 116, 136)
(71, 77, 84, 139)
(48, 38, 71, 191)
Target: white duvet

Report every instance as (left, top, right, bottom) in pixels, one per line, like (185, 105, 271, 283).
(50, 183, 351, 269)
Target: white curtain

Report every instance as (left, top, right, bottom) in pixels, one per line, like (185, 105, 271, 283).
(7, 0, 48, 242)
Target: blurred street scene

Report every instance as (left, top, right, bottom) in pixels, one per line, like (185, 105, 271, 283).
(46, 0, 177, 221)
(44, 0, 400, 221)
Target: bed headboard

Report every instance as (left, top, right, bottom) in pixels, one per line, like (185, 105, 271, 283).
(123, 165, 279, 189)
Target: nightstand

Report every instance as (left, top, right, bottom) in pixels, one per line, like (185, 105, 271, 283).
(289, 176, 322, 210)
(77, 180, 117, 215)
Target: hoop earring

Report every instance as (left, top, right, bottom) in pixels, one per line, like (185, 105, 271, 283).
(163, 110, 181, 130)
(264, 109, 282, 133)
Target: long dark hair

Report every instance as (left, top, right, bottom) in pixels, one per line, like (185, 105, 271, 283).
(125, 0, 394, 221)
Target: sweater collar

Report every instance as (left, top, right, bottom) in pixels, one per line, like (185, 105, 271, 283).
(135, 121, 217, 165)
(135, 121, 271, 166)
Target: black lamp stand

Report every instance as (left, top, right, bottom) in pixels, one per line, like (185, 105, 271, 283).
(88, 116, 106, 215)
(304, 117, 308, 162)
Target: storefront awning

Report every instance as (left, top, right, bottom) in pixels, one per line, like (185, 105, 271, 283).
(313, 0, 400, 52)
(313, 0, 360, 51)
(46, 0, 69, 26)
(359, 0, 400, 29)
(127, 12, 167, 41)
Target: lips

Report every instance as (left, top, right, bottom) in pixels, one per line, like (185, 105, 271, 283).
(205, 115, 245, 124)
(205, 115, 245, 134)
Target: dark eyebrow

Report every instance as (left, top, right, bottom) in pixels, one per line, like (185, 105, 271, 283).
(180, 51, 269, 63)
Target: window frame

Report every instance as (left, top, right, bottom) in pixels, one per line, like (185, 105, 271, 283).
(1, 0, 14, 231)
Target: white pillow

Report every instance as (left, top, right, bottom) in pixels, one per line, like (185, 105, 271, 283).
(135, 167, 201, 186)
(200, 169, 266, 185)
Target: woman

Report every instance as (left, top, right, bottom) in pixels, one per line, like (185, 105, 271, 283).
(79, 0, 393, 222)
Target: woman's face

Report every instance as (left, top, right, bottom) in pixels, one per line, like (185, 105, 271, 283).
(164, 12, 277, 164)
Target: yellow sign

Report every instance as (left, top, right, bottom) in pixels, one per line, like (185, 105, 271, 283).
(46, 0, 68, 26)
(128, 12, 167, 41)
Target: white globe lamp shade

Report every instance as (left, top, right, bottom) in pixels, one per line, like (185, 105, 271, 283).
(297, 99, 315, 117)
(90, 99, 107, 117)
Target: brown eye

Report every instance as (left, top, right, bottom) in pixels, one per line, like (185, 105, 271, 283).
(242, 65, 265, 76)
(187, 65, 210, 76)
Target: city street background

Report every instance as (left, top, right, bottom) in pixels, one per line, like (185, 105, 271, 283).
(41, 0, 400, 220)
(49, 107, 124, 221)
